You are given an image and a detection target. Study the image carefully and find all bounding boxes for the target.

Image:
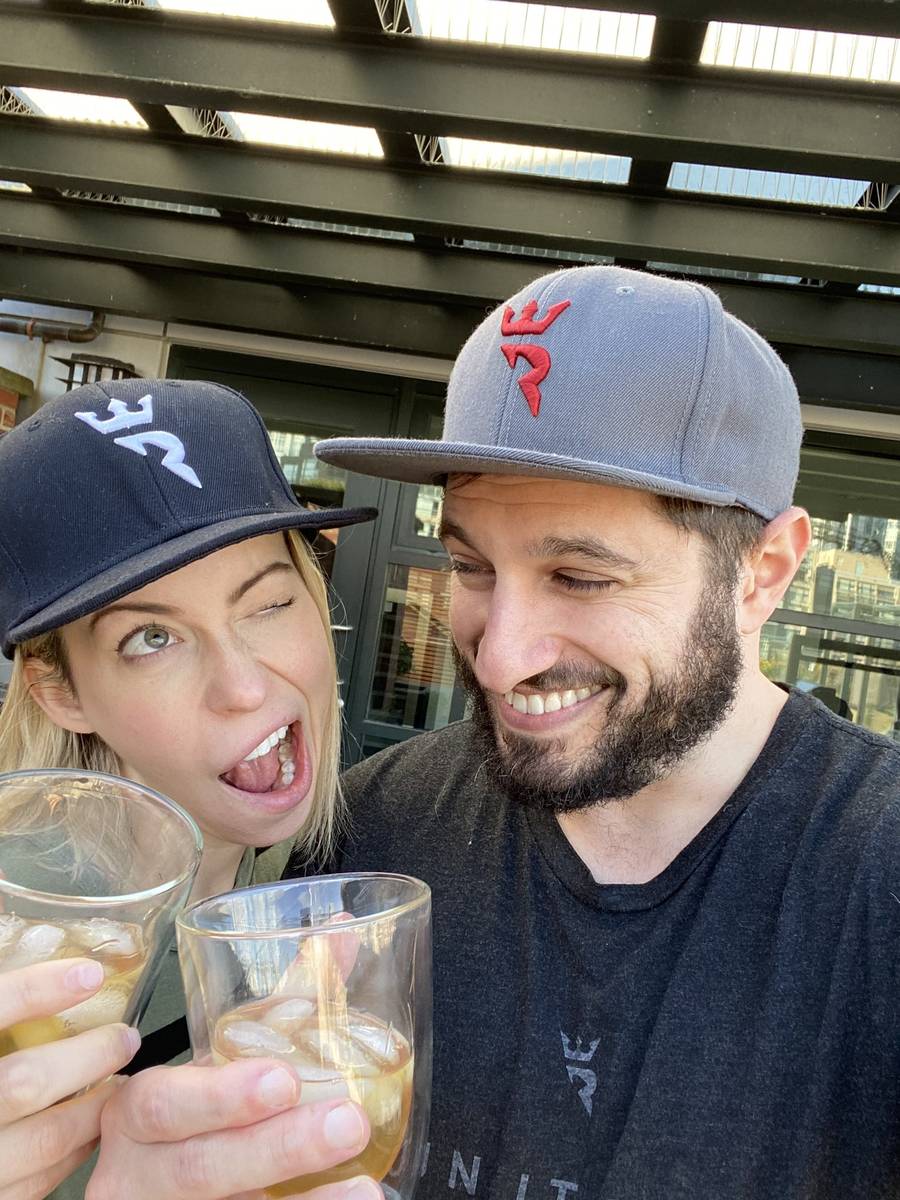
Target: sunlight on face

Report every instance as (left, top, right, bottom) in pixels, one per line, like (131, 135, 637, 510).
(60, 534, 333, 848)
(442, 476, 745, 808)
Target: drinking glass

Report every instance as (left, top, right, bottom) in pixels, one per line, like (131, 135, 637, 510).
(177, 874, 431, 1200)
(0, 768, 202, 1053)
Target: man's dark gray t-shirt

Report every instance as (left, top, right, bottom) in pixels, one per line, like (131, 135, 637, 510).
(306, 692, 900, 1199)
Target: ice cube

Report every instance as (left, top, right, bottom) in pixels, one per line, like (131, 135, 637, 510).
(263, 998, 316, 1032)
(304, 1025, 380, 1075)
(348, 1018, 405, 1067)
(219, 1020, 296, 1059)
(365, 1071, 405, 1128)
(288, 1048, 351, 1106)
(69, 918, 141, 958)
(0, 915, 25, 958)
(59, 983, 131, 1034)
(5, 922, 66, 969)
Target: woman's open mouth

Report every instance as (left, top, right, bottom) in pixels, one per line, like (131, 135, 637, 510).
(219, 720, 312, 812)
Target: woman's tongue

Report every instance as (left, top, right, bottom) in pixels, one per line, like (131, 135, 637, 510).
(221, 743, 283, 794)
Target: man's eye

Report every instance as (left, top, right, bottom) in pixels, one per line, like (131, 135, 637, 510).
(556, 575, 615, 594)
(119, 626, 175, 658)
(448, 560, 492, 579)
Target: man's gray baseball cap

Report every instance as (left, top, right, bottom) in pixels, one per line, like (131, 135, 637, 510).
(315, 265, 802, 521)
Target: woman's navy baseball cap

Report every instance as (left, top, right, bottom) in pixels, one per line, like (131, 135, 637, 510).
(0, 378, 377, 658)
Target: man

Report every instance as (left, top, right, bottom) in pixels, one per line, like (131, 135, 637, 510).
(90, 266, 900, 1200)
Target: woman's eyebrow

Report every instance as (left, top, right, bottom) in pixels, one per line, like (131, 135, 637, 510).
(88, 562, 295, 632)
(228, 561, 295, 605)
(89, 601, 180, 633)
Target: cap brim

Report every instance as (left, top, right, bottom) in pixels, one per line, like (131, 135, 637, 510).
(315, 437, 739, 507)
(6, 504, 376, 656)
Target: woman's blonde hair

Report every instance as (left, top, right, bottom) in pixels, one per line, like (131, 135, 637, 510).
(0, 529, 343, 866)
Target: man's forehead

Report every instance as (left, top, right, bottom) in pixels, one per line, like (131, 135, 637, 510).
(444, 472, 656, 513)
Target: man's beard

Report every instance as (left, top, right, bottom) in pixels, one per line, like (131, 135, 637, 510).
(454, 574, 744, 813)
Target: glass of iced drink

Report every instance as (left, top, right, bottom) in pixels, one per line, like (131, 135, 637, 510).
(177, 874, 431, 1200)
(0, 769, 202, 1055)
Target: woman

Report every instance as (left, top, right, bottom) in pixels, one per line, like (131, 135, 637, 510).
(0, 378, 379, 1200)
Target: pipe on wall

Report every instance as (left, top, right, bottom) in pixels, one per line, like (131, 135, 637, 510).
(0, 311, 104, 343)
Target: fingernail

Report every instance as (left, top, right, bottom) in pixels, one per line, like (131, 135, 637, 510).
(344, 1177, 380, 1200)
(65, 960, 104, 991)
(122, 1026, 141, 1056)
(258, 1067, 298, 1110)
(324, 1103, 366, 1150)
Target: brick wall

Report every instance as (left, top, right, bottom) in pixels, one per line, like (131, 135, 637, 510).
(0, 386, 18, 433)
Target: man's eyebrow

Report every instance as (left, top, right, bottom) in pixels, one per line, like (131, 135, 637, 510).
(438, 520, 637, 571)
(437, 517, 474, 548)
(527, 535, 638, 571)
(89, 562, 295, 632)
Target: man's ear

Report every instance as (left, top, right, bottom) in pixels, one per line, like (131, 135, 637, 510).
(23, 657, 96, 735)
(739, 506, 812, 635)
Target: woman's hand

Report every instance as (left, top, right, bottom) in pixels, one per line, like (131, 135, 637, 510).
(87, 1058, 383, 1200)
(0, 956, 140, 1200)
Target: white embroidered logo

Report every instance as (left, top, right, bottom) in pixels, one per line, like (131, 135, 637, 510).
(75, 394, 202, 489)
(561, 1031, 600, 1116)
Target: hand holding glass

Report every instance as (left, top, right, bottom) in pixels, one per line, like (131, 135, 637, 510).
(0, 769, 201, 1053)
(177, 874, 431, 1199)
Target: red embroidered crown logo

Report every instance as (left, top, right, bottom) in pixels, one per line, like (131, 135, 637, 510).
(500, 298, 571, 418)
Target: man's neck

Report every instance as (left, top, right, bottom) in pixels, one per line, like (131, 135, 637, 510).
(556, 673, 789, 885)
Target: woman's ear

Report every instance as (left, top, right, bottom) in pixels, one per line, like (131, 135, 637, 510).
(739, 507, 812, 636)
(23, 657, 96, 735)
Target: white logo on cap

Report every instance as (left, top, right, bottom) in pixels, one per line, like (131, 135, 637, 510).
(74, 394, 202, 489)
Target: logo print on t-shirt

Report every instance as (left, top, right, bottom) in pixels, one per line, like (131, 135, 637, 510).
(561, 1030, 600, 1116)
(75, 394, 203, 489)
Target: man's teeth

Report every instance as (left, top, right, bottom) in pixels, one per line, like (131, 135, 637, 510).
(242, 725, 289, 763)
(503, 686, 602, 716)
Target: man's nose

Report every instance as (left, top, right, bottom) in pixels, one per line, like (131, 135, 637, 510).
(204, 638, 268, 715)
(472, 588, 565, 696)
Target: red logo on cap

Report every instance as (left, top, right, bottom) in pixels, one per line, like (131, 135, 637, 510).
(501, 299, 571, 335)
(500, 345, 550, 418)
(500, 297, 571, 418)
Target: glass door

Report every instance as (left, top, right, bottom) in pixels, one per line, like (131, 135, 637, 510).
(341, 392, 468, 761)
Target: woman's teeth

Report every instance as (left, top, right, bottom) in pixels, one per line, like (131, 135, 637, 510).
(277, 733, 295, 787)
(503, 686, 603, 716)
(242, 725, 289, 763)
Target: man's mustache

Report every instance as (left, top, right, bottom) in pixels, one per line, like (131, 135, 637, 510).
(458, 646, 625, 697)
(514, 662, 625, 695)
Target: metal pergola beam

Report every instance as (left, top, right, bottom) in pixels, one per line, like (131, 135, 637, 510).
(1, 6, 897, 180)
(529, 0, 900, 36)
(0, 119, 896, 285)
(3, 247, 899, 411)
(0, 195, 896, 356)
(0, 247, 484, 358)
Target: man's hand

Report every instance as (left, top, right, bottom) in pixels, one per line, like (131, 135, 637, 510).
(87, 1058, 383, 1200)
(0, 956, 140, 1200)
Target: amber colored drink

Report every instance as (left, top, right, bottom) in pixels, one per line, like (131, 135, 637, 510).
(0, 914, 146, 1055)
(213, 997, 414, 1197)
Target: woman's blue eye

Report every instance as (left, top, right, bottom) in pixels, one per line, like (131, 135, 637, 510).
(120, 626, 173, 658)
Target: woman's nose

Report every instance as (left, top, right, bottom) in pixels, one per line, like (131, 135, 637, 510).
(204, 640, 268, 715)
